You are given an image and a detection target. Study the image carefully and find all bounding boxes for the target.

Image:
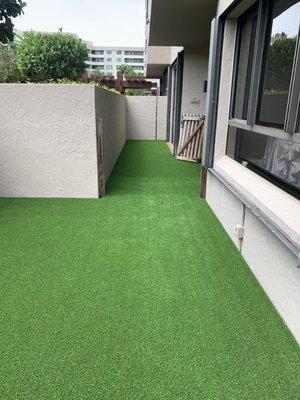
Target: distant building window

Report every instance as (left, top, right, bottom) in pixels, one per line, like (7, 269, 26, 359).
(91, 58, 104, 62)
(124, 50, 144, 55)
(116, 50, 122, 54)
(132, 65, 144, 71)
(124, 58, 144, 64)
(106, 65, 113, 70)
(117, 58, 122, 62)
(106, 50, 112, 54)
(92, 50, 104, 55)
(107, 58, 112, 62)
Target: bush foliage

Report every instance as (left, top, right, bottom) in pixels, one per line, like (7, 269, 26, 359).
(17, 31, 89, 82)
(0, 43, 19, 81)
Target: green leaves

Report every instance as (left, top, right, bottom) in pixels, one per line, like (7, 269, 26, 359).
(117, 64, 138, 77)
(0, 42, 19, 82)
(0, 0, 26, 43)
(17, 31, 89, 82)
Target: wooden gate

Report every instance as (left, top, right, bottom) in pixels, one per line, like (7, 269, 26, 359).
(176, 113, 204, 162)
(96, 118, 105, 197)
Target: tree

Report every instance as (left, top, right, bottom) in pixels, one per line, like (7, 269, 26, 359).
(17, 31, 89, 82)
(117, 64, 138, 77)
(265, 35, 296, 92)
(93, 67, 105, 77)
(0, 43, 19, 81)
(0, 0, 26, 44)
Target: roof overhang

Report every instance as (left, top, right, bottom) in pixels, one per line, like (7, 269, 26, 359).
(147, 0, 218, 47)
(146, 46, 173, 78)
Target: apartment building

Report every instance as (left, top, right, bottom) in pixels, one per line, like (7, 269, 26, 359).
(146, 0, 300, 343)
(84, 42, 145, 76)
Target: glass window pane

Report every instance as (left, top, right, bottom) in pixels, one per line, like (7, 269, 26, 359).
(257, 0, 300, 128)
(226, 127, 300, 192)
(232, 4, 258, 119)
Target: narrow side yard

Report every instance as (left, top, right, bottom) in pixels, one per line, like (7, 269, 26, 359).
(0, 141, 299, 399)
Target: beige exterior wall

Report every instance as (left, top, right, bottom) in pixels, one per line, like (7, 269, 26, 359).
(205, 0, 300, 343)
(126, 96, 167, 140)
(0, 84, 128, 198)
(182, 45, 209, 115)
(95, 88, 126, 181)
(0, 84, 99, 198)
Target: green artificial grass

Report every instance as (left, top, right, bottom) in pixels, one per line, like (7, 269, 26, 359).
(0, 141, 299, 399)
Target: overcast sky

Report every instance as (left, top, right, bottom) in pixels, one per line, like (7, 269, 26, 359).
(14, 0, 146, 47)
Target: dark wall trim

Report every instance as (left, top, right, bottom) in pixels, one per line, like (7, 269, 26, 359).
(166, 66, 172, 142)
(202, 17, 225, 168)
(173, 50, 184, 155)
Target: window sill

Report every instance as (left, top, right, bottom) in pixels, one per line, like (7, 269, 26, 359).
(209, 156, 300, 257)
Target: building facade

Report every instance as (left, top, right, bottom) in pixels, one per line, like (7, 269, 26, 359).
(146, 0, 300, 343)
(84, 42, 145, 77)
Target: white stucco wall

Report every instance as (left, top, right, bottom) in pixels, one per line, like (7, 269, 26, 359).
(0, 84, 98, 198)
(157, 96, 168, 140)
(95, 88, 126, 181)
(181, 45, 209, 115)
(206, 171, 300, 343)
(126, 96, 167, 140)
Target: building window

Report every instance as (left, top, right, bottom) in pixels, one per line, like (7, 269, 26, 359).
(227, 0, 300, 195)
(106, 50, 112, 54)
(106, 65, 113, 70)
(116, 50, 122, 55)
(132, 65, 144, 71)
(257, 1, 299, 128)
(231, 4, 258, 120)
(107, 58, 112, 62)
(116, 58, 122, 62)
(92, 50, 104, 55)
(91, 58, 104, 62)
(124, 50, 144, 55)
(124, 58, 144, 64)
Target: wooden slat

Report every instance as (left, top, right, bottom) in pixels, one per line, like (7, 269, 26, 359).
(176, 113, 204, 163)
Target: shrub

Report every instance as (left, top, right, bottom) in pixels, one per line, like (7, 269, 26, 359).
(17, 31, 89, 82)
(125, 88, 146, 96)
(0, 43, 19, 82)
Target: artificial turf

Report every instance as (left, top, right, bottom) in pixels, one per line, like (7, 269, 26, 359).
(0, 140, 299, 399)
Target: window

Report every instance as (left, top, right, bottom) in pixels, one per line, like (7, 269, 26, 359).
(92, 50, 104, 55)
(106, 50, 112, 54)
(124, 50, 144, 55)
(116, 58, 122, 62)
(106, 65, 113, 70)
(226, 126, 300, 194)
(227, 0, 300, 195)
(132, 65, 144, 71)
(116, 50, 122, 55)
(257, 1, 299, 128)
(231, 4, 258, 120)
(107, 58, 112, 62)
(124, 58, 144, 64)
(91, 58, 104, 62)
